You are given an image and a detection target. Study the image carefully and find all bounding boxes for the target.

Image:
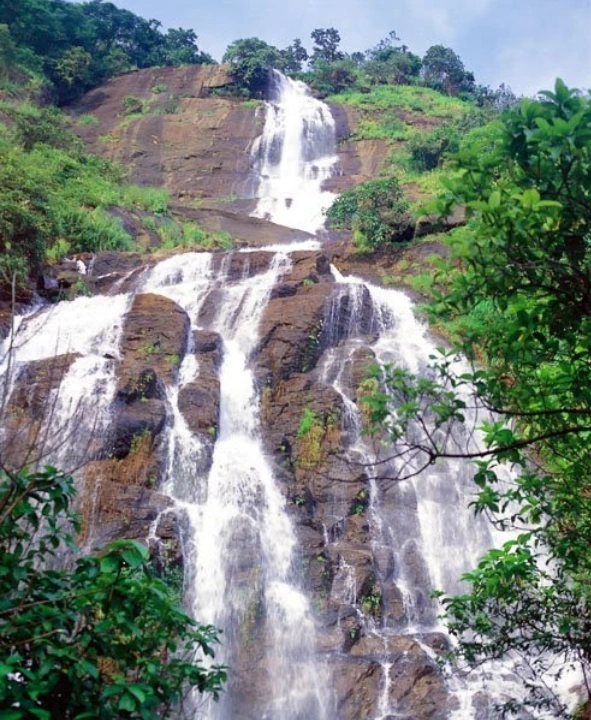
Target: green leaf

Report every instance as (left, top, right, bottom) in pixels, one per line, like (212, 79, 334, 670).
(118, 692, 137, 712)
(488, 190, 501, 209)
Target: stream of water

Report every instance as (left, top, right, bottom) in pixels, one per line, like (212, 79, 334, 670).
(250, 70, 339, 235)
(0, 70, 582, 719)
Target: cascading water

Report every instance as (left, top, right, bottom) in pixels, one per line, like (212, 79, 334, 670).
(250, 70, 339, 234)
(143, 251, 333, 719)
(0, 294, 130, 472)
(322, 268, 578, 718)
(1, 68, 583, 720)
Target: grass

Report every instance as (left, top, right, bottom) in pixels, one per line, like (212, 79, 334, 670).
(121, 185, 170, 215)
(349, 115, 414, 142)
(329, 84, 473, 119)
(0, 99, 238, 277)
(77, 114, 99, 126)
(157, 221, 234, 251)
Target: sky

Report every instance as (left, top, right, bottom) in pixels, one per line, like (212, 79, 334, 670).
(114, 0, 590, 95)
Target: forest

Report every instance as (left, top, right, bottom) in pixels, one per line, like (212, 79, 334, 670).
(1, 0, 590, 717)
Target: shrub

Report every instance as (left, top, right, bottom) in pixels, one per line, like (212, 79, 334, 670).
(77, 113, 99, 125)
(326, 176, 412, 251)
(408, 123, 460, 171)
(0, 465, 226, 718)
(122, 95, 145, 115)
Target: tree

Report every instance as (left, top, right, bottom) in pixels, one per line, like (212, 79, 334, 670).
(305, 57, 358, 96)
(422, 45, 474, 96)
(0, 465, 226, 718)
(364, 80, 591, 715)
(310, 27, 344, 65)
(361, 31, 422, 86)
(222, 37, 281, 97)
(278, 38, 308, 74)
(160, 28, 213, 66)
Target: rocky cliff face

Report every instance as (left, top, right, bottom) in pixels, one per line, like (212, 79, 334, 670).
(2, 67, 486, 718)
(70, 66, 389, 209)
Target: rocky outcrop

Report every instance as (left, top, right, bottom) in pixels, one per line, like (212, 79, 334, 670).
(4, 65, 485, 717)
(1, 352, 80, 469)
(71, 65, 262, 205)
(74, 292, 192, 561)
(178, 330, 222, 474)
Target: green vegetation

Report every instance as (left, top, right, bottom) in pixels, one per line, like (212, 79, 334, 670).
(296, 408, 325, 468)
(326, 176, 411, 252)
(122, 95, 146, 115)
(76, 113, 98, 125)
(364, 80, 591, 714)
(328, 84, 470, 118)
(0, 1, 214, 104)
(0, 465, 225, 718)
(222, 27, 513, 105)
(359, 589, 382, 616)
(0, 94, 237, 289)
(0, 101, 176, 282)
(157, 221, 234, 251)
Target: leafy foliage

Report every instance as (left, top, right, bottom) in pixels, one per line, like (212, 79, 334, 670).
(365, 80, 591, 715)
(407, 123, 460, 171)
(0, 100, 177, 282)
(0, 0, 214, 103)
(222, 37, 282, 97)
(363, 31, 422, 87)
(0, 465, 226, 718)
(326, 177, 411, 251)
(422, 44, 475, 97)
(309, 28, 344, 65)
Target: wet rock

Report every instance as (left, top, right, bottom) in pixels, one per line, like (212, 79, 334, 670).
(178, 330, 222, 442)
(194, 330, 223, 363)
(78, 474, 172, 548)
(256, 282, 333, 380)
(110, 399, 167, 459)
(330, 658, 382, 720)
(107, 293, 189, 459)
(1, 353, 80, 469)
(117, 292, 190, 391)
(178, 382, 219, 436)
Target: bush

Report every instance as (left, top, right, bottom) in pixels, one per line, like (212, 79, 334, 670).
(408, 123, 460, 171)
(122, 95, 145, 115)
(0, 465, 226, 718)
(0, 100, 83, 153)
(77, 113, 99, 125)
(326, 176, 412, 251)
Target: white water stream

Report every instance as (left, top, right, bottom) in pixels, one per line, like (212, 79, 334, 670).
(323, 269, 580, 717)
(0, 294, 130, 471)
(143, 251, 333, 719)
(250, 71, 339, 234)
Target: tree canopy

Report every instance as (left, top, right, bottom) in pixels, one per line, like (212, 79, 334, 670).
(0, 0, 213, 102)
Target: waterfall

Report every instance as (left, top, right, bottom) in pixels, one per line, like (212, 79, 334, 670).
(1, 70, 583, 720)
(250, 70, 339, 234)
(143, 251, 333, 719)
(0, 294, 130, 472)
(323, 269, 578, 717)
